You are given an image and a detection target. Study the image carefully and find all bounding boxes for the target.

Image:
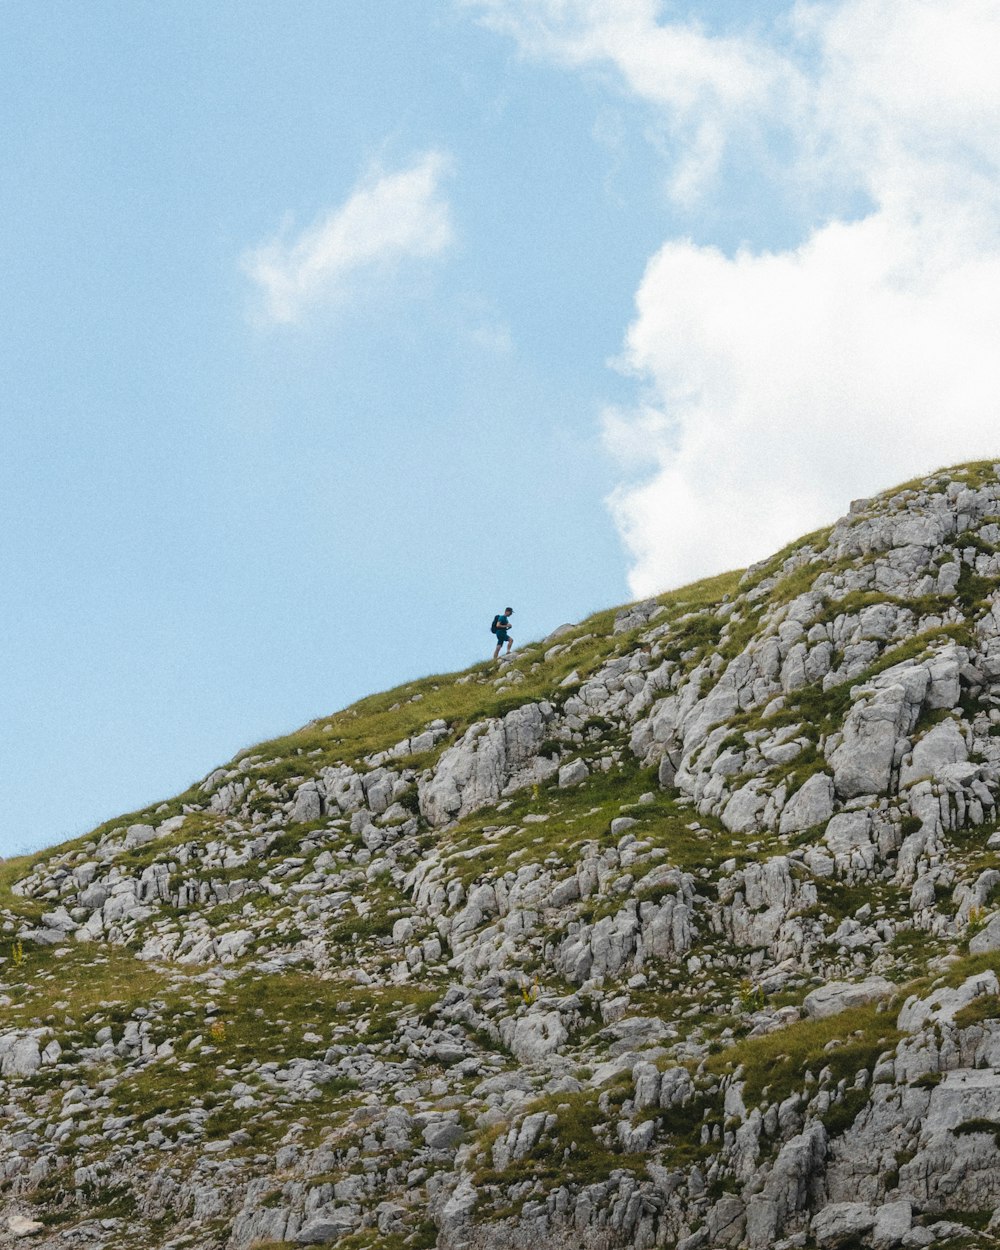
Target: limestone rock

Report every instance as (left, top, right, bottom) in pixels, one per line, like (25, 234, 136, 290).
(899, 717, 968, 788)
(897, 970, 1000, 1032)
(811, 1202, 875, 1246)
(829, 671, 926, 799)
(558, 759, 589, 788)
(500, 1011, 568, 1063)
(6, 1215, 44, 1236)
(803, 977, 895, 1020)
(969, 912, 1000, 954)
(419, 701, 557, 824)
(294, 1206, 359, 1244)
(778, 772, 834, 835)
(872, 1200, 912, 1249)
(0, 1033, 42, 1078)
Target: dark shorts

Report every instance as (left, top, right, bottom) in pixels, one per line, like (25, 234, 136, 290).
(493, 630, 510, 645)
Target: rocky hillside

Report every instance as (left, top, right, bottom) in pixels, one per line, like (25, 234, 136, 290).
(6, 463, 1000, 1250)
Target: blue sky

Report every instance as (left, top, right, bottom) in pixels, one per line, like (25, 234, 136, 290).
(3, 0, 1000, 856)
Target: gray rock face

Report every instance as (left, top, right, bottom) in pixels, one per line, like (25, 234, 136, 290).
(897, 1070, 1000, 1209)
(811, 1202, 875, 1246)
(871, 1200, 912, 1249)
(499, 1011, 568, 1063)
(419, 701, 557, 824)
(829, 670, 926, 798)
(706, 1194, 746, 1246)
(123, 823, 156, 849)
(0, 1033, 42, 1078)
(558, 759, 589, 788)
(717, 857, 816, 956)
(897, 970, 999, 1032)
(614, 599, 661, 634)
(722, 780, 768, 834)
(745, 1122, 827, 1249)
(6, 1215, 44, 1237)
(289, 781, 324, 824)
(803, 977, 895, 1020)
(294, 1206, 359, 1244)
(899, 716, 968, 788)
(778, 772, 834, 834)
(969, 912, 1000, 953)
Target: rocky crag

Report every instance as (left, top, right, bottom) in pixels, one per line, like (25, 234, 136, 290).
(6, 463, 1000, 1250)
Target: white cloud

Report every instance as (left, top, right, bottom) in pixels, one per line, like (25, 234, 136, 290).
(467, 0, 801, 202)
(471, 0, 1000, 594)
(244, 152, 453, 324)
(608, 208, 1000, 592)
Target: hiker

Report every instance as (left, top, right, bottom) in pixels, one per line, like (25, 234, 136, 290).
(491, 607, 514, 659)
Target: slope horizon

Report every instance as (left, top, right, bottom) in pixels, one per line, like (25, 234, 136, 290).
(12, 455, 998, 872)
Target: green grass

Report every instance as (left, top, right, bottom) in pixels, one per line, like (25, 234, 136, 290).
(0, 940, 176, 1039)
(642, 1086, 723, 1164)
(106, 970, 439, 1145)
(882, 460, 998, 502)
(471, 1080, 643, 1196)
(705, 1000, 903, 1106)
(953, 994, 1000, 1029)
(953, 1120, 1000, 1146)
(821, 1085, 871, 1136)
(435, 760, 735, 895)
(658, 610, 725, 665)
(738, 527, 834, 597)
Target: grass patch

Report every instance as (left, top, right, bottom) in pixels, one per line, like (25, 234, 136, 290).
(0, 941, 175, 1038)
(953, 1120, 1000, 1147)
(472, 1082, 643, 1195)
(821, 1085, 870, 1137)
(705, 1000, 902, 1106)
(109, 970, 437, 1126)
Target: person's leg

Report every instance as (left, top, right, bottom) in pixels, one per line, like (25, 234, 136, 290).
(493, 641, 501, 659)
(505, 639, 513, 653)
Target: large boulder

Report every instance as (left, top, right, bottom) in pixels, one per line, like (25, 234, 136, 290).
(499, 1011, 568, 1064)
(811, 1202, 875, 1247)
(558, 759, 589, 788)
(779, 772, 835, 835)
(803, 977, 894, 1020)
(294, 1206, 359, 1245)
(871, 1200, 912, 1249)
(829, 668, 927, 799)
(899, 716, 968, 788)
(897, 970, 999, 1032)
(289, 781, 324, 824)
(745, 1122, 827, 1249)
(419, 702, 558, 824)
(0, 1033, 42, 1078)
(970, 912, 1000, 954)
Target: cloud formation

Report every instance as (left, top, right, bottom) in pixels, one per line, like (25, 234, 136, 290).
(244, 152, 453, 324)
(473, 0, 1000, 594)
(471, 0, 798, 203)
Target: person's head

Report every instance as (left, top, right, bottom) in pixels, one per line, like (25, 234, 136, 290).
(505, 607, 513, 615)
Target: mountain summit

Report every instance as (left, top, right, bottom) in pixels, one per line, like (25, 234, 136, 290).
(5, 462, 1000, 1250)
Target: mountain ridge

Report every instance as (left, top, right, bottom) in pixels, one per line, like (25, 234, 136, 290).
(4, 460, 1000, 1250)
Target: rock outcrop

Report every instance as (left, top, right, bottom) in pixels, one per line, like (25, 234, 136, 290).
(4, 462, 1000, 1249)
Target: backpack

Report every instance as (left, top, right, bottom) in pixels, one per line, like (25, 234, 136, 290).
(490, 614, 502, 635)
